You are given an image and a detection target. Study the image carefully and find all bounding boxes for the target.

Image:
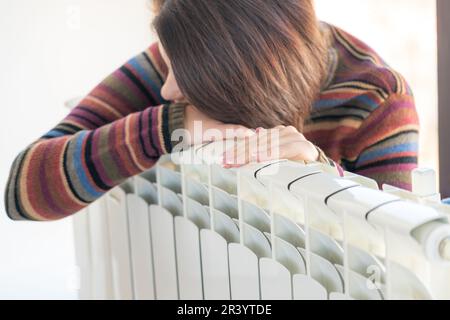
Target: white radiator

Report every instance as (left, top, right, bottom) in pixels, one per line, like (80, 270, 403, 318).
(72, 141, 450, 300)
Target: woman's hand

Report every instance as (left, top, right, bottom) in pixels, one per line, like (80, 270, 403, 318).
(222, 126, 320, 168)
(182, 106, 319, 166)
(183, 104, 254, 145)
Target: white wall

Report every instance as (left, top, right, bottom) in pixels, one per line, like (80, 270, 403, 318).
(0, 0, 155, 299)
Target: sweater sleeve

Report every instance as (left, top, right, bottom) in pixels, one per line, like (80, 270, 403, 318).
(5, 43, 186, 221)
(340, 94, 420, 191)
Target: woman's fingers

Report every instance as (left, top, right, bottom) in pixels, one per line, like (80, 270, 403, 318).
(222, 127, 278, 166)
(222, 125, 318, 167)
(223, 128, 269, 165)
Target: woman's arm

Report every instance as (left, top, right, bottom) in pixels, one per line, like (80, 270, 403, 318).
(341, 94, 420, 191)
(219, 93, 418, 190)
(5, 43, 185, 221)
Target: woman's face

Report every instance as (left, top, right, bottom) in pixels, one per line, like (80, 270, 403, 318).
(159, 43, 186, 103)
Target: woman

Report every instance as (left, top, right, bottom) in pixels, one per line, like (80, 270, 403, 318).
(5, 0, 419, 221)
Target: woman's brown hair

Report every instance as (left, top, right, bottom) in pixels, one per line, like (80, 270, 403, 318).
(153, 0, 329, 131)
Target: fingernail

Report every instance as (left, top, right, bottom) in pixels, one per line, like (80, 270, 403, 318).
(222, 153, 231, 165)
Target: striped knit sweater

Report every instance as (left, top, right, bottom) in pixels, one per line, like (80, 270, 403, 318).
(4, 23, 419, 221)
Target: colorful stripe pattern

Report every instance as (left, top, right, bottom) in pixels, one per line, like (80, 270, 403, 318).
(305, 24, 419, 191)
(5, 44, 181, 221)
(5, 23, 419, 221)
